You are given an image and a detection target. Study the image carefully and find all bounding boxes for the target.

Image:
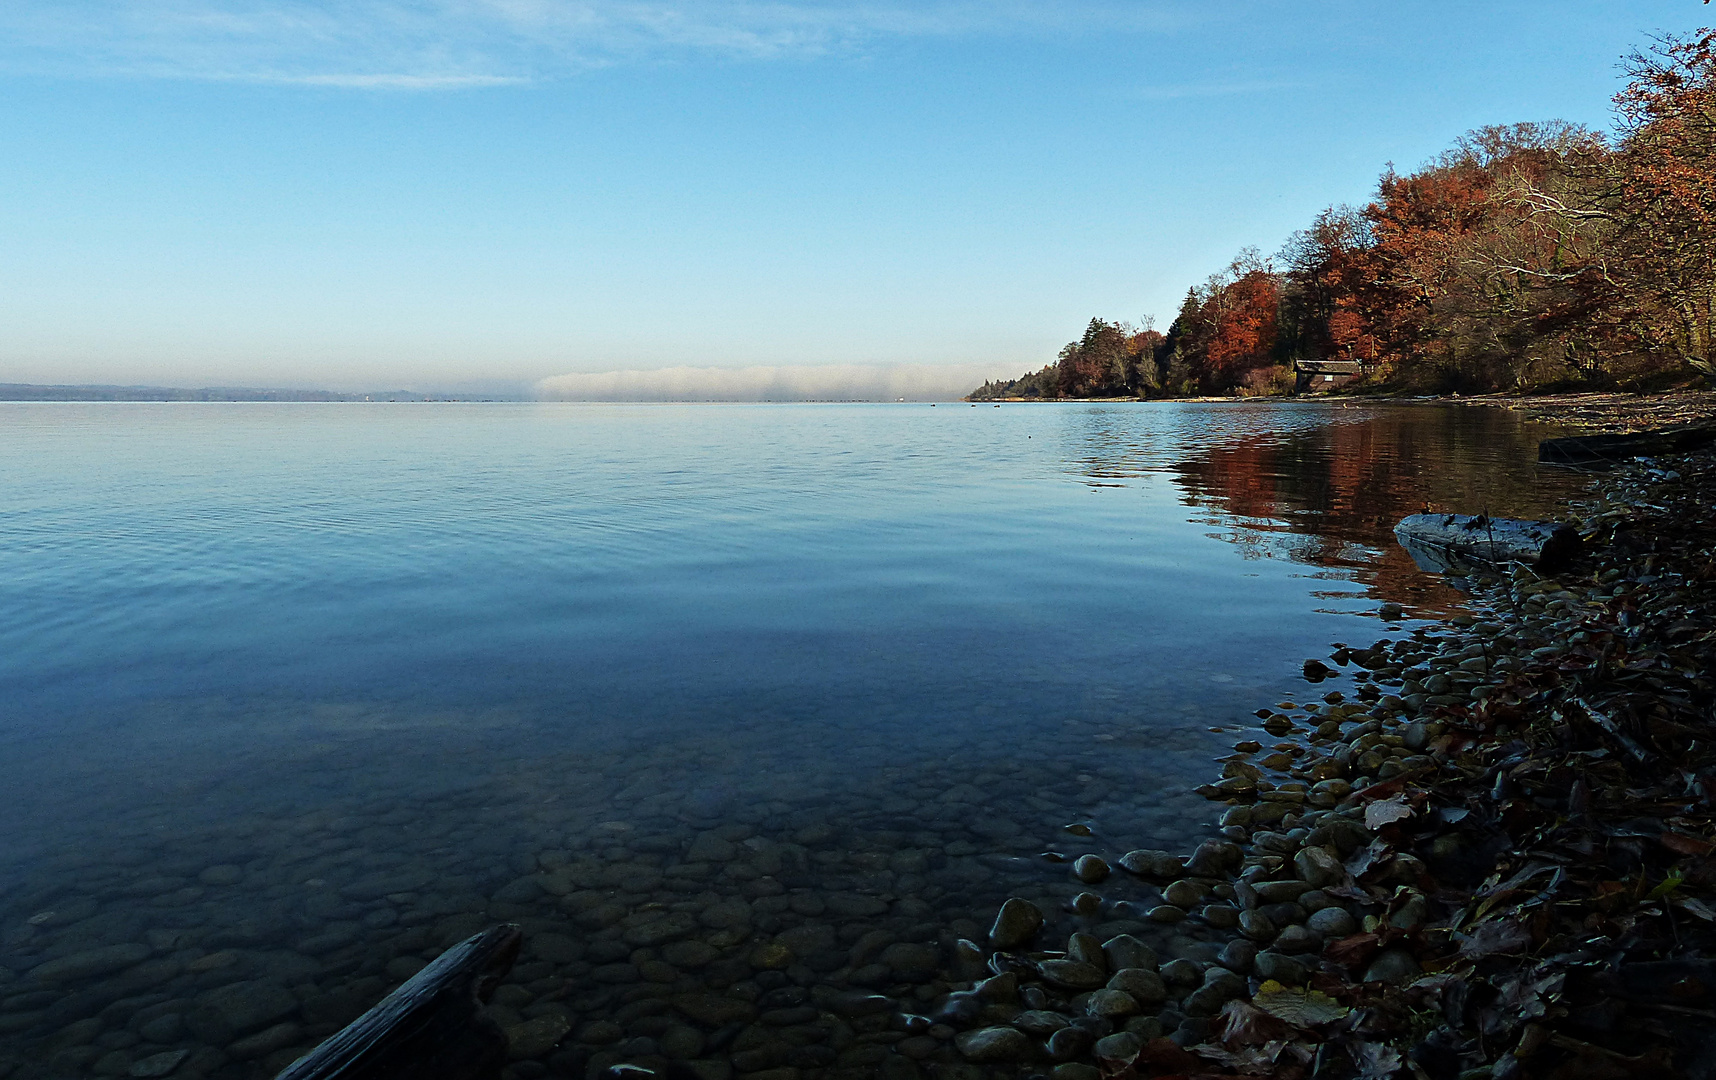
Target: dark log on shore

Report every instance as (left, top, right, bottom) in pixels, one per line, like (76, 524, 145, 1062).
(1394, 513, 1581, 570)
(1539, 420, 1716, 466)
(275, 924, 523, 1080)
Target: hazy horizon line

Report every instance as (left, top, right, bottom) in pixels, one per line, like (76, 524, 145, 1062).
(0, 361, 1011, 402)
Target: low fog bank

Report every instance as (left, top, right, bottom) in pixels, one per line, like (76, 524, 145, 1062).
(535, 364, 1007, 402)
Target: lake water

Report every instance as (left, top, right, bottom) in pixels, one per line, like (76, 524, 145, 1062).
(0, 401, 1581, 1079)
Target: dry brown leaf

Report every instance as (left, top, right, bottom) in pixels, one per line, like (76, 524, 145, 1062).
(1252, 979, 1351, 1026)
(1365, 796, 1414, 830)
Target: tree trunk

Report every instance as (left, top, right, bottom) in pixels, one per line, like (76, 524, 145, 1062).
(1394, 514, 1581, 570)
(275, 924, 523, 1080)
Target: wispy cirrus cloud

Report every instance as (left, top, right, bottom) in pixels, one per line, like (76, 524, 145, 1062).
(0, 1, 1185, 88)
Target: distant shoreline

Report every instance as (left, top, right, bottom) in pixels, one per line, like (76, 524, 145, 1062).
(0, 383, 504, 403)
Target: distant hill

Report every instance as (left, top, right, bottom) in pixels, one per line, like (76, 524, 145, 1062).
(0, 384, 480, 402)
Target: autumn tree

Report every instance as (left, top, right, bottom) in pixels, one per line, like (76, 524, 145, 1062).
(1169, 250, 1285, 393)
(1607, 29, 1716, 373)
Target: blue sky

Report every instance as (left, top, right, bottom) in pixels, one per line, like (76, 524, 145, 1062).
(0, 1, 1705, 395)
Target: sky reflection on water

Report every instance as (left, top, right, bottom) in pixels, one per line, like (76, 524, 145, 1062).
(0, 401, 1584, 870)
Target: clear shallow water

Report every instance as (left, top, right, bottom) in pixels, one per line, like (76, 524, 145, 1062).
(0, 401, 1581, 1078)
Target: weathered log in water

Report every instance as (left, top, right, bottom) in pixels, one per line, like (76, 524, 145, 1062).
(1539, 419, 1716, 466)
(1394, 513, 1581, 569)
(275, 924, 523, 1080)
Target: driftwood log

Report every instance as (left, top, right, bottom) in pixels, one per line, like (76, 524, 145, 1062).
(1394, 514, 1581, 570)
(275, 924, 523, 1080)
(1539, 419, 1716, 467)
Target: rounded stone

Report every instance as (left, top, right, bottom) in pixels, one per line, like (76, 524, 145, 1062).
(1200, 904, 1239, 929)
(1216, 940, 1257, 974)
(1106, 968, 1166, 1005)
(1362, 948, 1421, 986)
(1101, 935, 1157, 973)
(749, 942, 793, 969)
(1238, 910, 1276, 941)
(198, 865, 245, 886)
(1253, 879, 1314, 904)
(1093, 1031, 1142, 1067)
(1253, 952, 1308, 985)
(1306, 906, 1358, 938)
(1159, 958, 1203, 987)
(1183, 840, 1243, 877)
(1065, 932, 1105, 968)
(1037, 960, 1107, 991)
(1085, 989, 1138, 1017)
(659, 1025, 706, 1059)
(1161, 880, 1202, 909)
(185, 981, 299, 1045)
(1117, 850, 1183, 878)
(1293, 847, 1344, 888)
(137, 1014, 184, 1043)
(1146, 905, 1185, 924)
(955, 1026, 1031, 1063)
(989, 898, 1044, 950)
(975, 972, 1018, 1002)
(1063, 855, 1105, 886)
(1046, 1026, 1094, 1062)
(128, 1050, 192, 1078)
(1272, 925, 1323, 954)
(28, 944, 151, 985)
(579, 1020, 624, 1045)
(1012, 1010, 1070, 1036)
(228, 1021, 303, 1061)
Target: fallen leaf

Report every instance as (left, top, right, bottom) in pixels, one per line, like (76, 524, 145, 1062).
(1457, 917, 1534, 959)
(1351, 1040, 1404, 1080)
(1137, 1036, 1203, 1074)
(1191, 1043, 1285, 1074)
(1326, 932, 1382, 969)
(1215, 999, 1289, 1046)
(1675, 896, 1716, 922)
(1366, 796, 1414, 830)
(1253, 979, 1351, 1026)
(1658, 831, 1715, 857)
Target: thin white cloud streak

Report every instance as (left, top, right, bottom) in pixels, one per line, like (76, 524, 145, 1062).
(0, 1, 1187, 87)
(536, 363, 1005, 401)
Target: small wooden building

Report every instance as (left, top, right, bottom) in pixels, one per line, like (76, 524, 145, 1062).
(1295, 359, 1364, 393)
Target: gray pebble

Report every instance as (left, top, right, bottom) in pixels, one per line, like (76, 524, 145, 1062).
(1085, 989, 1138, 1017)
(1252, 952, 1308, 985)
(1306, 906, 1357, 938)
(1216, 940, 1256, 974)
(1012, 1010, 1070, 1036)
(1106, 968, 1166, 1005)
(1272, 925, 1323, 954)
(1158, 959, 1202, 987)
(1161, 880, 1202, 909)
(955, 1025, 1030, 1062)
(1101, 935, 1157, 973)
(1238, 910, 1275, 941)
(1200, 904, 1239, 929)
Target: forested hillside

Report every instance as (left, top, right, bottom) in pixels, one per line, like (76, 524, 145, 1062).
(972, 28, 1715, 400)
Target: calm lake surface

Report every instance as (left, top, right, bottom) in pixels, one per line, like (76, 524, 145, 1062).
(0, 401, 1582, 1078)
